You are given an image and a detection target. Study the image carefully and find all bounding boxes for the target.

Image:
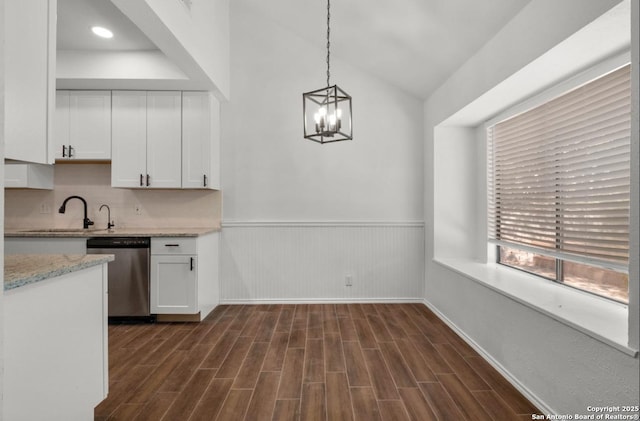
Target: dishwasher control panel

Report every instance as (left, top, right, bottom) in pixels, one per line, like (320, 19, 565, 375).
(87, 237, 150, 248)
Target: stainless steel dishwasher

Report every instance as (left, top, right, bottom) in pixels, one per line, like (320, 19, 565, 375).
(87, 237, 152, 321)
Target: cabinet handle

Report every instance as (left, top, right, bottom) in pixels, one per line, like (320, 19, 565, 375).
(62, 145, 67, 157)
(146, 174, 150, 187)
(164, 244, 180, 247)
(68, 145, 74, 158)
(140, 174, 144, 187)
(203, 174, 207, 187)
(190, 257, 194, 271)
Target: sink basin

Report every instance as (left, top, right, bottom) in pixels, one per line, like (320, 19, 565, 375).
(20, 228, 105, 233)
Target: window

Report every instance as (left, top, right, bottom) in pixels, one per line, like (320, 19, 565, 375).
(487, 64, 631, 304)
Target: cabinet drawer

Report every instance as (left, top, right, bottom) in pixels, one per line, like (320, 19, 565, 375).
(151, 237, 197, 255)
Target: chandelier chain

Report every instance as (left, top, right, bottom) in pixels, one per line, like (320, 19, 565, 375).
(302, 0, 352, 143)
(326, 0, 331, 87)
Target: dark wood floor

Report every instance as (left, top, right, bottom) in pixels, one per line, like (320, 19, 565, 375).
(95, 303, 539, 420)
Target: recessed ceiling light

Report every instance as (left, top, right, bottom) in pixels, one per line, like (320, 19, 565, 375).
(91, 26, 113, 39)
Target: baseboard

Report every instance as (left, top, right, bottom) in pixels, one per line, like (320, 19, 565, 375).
(219, 298, 424, 305)
(200, 304, 216, 320)
(156, 312, 201, 323)
(422, 299, 552, 415)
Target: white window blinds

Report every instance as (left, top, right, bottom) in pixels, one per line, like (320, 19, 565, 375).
(487, 64, 631, 271)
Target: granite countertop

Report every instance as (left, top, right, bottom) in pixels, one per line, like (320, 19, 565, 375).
(4, 254, 115, 291)
(4, 226, 220, 238)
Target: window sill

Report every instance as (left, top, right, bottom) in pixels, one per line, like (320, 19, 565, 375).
(433, 257, 637, 357)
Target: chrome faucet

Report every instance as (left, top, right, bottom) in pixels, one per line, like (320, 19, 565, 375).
(58, 195, 94, 229)
(99, 204, 115, 230)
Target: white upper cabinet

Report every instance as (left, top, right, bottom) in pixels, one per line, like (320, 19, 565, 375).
(54, 92, 71, 158)
(112, 90, 219, 190)
(55, 91, 112, 160)
(182, 92, 220, 190)
(112, 91, 181, 188)
(4, 0, 56, 164)
(4, 162, 54, 190)
(146, 92, 182, 188)
(112, 91, 148, 188)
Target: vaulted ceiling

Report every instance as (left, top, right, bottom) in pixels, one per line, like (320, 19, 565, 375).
(237, 0, 531, 98)
(57, 0, 531, 99)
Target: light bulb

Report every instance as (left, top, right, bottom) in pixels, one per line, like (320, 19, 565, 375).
(318, 107, 327, 116)
(91, 26, 114, 39)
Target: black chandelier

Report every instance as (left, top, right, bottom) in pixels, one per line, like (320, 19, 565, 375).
(302, 0, 352, 144)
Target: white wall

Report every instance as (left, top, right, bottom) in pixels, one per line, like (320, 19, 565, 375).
(221, 223, 424, 303)
(220, 1, 424, 302)
(0, 0, 5, 415)
(629, 0, 640, 353)
(145, 0, 229, 97)
(111, 0, 230, 98)
(224, 1, 423, 222)
(425, 0, 639, 415)
(56, 50, 201, 91)
(433, 126, 479, 259)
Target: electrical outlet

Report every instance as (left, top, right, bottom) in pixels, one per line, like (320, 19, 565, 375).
(134, 204, 142, 215)
(345, 274, 353, 286)
(39, 203, 51, 214)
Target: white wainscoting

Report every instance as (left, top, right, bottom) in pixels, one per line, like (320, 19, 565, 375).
(220, 222, 425, 303)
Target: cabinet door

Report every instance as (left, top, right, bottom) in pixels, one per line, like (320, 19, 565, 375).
(4, 265, 108, 420)
(4, 163, 54, 190)
(182, 92, 212, 189)
(69, 91, 112, 160)
(150, 255, 197, 314)
(111, 91, 147, 188)
(4, 0, 56, 164)
(146, 92, 182, 188)
(54, 91, 70, 160)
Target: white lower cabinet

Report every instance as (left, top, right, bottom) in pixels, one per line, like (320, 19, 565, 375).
(150, 233, 219, 319)
(4, 263, 108, 421)
(151, 255, 197, 314)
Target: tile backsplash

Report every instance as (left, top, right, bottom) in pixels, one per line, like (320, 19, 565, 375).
(4, 163, 221, 230)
